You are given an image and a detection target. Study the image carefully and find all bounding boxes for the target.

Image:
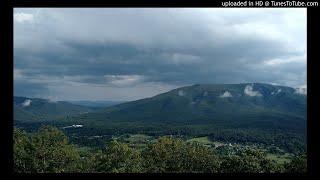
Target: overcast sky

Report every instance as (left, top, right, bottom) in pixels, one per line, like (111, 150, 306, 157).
(14, 8, 306, 101)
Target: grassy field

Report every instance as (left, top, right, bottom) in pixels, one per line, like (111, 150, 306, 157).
(115, 134, 155, 150)
(187, 136, 225, 148)
(125, 134, 154, 143)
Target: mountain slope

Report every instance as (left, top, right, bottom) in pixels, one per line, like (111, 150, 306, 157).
(76, 83, 306, 133)
(68, 100, 126, 108)
(14, 96, 93, 122)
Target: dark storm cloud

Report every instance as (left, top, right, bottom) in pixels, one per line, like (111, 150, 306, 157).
(13, 8, 306, 100)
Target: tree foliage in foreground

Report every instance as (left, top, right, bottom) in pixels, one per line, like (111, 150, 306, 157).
(91, 141, 142, 173)
(14, 126, 81, 173)
(142, 137, 219, 173)
(13, 126, 307, 173)
(284, 154, 307, 173)
(220, 148, 283, 173)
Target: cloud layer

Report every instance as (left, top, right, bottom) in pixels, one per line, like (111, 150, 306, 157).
(14, 8, 306, 101)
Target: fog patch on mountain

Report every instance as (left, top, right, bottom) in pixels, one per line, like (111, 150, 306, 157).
(178, 90, 186, 96)
(295, 87, 307, 95)
(271, 88, 282, 95)
(244, 85, 262, 97)
(22, 99, 32, 107)
(220, 91, 233, 98)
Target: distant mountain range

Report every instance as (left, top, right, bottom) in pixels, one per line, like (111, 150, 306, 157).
(14, 83, 307, 136)
(14, 96, 94, 122)
(72, 83, 306, 133)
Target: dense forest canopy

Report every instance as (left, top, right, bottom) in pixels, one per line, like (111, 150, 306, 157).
(14, 126, 307, 173)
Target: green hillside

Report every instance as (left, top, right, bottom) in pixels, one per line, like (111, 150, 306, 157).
(14, 96, 93, 122)
(75, 83, 306, 133)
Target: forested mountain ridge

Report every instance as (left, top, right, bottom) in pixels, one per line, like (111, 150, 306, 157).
(14, 96, 94, 122)
(68, 100, 126, 108)
(77, 83, 306, 133)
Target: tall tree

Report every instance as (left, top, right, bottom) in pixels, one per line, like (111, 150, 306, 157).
(30, 126, 81, 172)
(92, 140, 142, 173)
(142, 136, 219, 173)
(13, 128, 35, 172)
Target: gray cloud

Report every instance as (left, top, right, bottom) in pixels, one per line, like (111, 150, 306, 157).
(14, 8, 306, 101)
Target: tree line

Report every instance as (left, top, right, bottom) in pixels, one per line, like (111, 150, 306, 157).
(14, 126, 307, 173)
